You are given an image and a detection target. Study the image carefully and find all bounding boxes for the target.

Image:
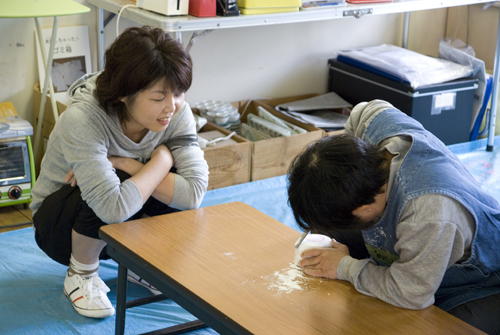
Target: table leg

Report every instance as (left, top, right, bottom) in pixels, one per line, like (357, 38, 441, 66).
(116, 263, 128, 335)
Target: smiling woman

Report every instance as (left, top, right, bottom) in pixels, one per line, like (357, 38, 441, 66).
(95, 27, 192, 125)
(28, 26, 209, 320)
(119, 80, 185, 141)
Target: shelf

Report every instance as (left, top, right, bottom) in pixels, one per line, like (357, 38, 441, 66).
(87, 0, 492, 32)
(89, 0, 500, 150)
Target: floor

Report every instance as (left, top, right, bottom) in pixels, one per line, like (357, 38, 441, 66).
(0, 204, 33, 233)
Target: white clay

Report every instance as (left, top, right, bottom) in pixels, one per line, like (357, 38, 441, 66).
(293, 234, 333, 265)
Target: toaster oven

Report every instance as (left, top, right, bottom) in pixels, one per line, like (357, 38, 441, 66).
(0, 102, 34, 207)
(0, 136, 35, 207)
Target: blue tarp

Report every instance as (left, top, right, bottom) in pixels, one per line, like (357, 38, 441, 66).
(1, 138, 500, 334)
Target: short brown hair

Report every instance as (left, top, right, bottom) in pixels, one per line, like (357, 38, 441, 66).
(287, 134, 389, 233)
(95, 26, 192, 124)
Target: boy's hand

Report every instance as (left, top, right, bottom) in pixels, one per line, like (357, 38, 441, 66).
(298, 240, 350, 279)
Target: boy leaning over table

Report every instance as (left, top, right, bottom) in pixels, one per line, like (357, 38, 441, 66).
(288, 99, 500, 334)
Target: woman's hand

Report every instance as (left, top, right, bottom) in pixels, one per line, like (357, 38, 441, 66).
(298, 240, 350, 279)
(64, 169, 77, 187)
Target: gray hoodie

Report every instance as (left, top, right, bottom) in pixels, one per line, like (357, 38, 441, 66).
(30, 73, 209, 224)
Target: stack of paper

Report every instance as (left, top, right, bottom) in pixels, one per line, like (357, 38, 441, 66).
(240, 107, 307, 142)
(275, 92, 352, 131)
(280, 109, 349, 131)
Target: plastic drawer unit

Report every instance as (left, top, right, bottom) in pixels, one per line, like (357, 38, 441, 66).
(328, 58, 479, 145)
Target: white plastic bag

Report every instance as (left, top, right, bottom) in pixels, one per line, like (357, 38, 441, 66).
(439, 38, 487, 130)
(336, 44, 473, 88)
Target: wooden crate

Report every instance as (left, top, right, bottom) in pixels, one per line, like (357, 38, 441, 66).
(325, 129, 345, 136)
(198, 122, 252, 190)
(237, 95, 324, 181)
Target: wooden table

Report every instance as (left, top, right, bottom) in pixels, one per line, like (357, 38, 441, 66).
(99, 202, 485, 335)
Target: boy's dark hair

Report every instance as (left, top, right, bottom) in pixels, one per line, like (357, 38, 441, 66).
(287, 134, 389, 234)
(95, 26, 192, 124)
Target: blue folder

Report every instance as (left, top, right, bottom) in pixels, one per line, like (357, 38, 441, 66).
(470, 75, 494, 141)
(337, 54, 412, 85)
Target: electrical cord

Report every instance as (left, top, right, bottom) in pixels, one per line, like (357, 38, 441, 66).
(116, 4, 137, 37)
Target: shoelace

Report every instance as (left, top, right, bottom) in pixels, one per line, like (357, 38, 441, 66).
(81, 276, 110, 308)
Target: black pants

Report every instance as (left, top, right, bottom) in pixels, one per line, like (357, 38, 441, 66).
(326, 229, 500, 335)
(33, 169, 179, 266)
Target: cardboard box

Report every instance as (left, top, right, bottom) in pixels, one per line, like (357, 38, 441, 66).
(326, 129, 345, 137)
(33, 82, 68, 176)
(198, 122, 252, 190)
(238, 95, 324, 181)
(247, 94, 349, 137)
(192, 105, 252, 190)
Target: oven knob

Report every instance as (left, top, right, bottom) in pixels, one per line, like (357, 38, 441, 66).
(8, 186, 22, 200)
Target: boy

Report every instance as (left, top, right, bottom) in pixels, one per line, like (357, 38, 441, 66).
(288, 100, 500, 334)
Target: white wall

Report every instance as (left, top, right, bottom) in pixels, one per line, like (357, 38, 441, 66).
(111, 13, 404, 105)
(0, 0, 98, 123)
(1, 1, 464, 125)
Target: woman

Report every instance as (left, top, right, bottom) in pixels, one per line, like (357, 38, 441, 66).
(30, 26, 209, 318)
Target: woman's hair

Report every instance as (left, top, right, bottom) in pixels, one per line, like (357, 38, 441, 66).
(287, 134, 389, 234)
(95, 26, 192, 124)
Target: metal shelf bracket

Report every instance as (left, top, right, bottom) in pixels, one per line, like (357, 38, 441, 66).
(343, 8, 373, 19)
(186, 29, 214, 53)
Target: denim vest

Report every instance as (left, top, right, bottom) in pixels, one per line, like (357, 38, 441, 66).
(361, 108, 500, 311)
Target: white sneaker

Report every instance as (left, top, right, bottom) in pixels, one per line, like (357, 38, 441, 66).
(127, 270, 162, 295)
(63, 272, 115, 318)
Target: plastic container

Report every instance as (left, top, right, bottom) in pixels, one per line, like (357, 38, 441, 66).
(294, 234, 332, 265)
(196, 101, 239, 126)
(228, 109, 240, 122)
(328, 58, 478, 145)
(215, 114, 230, 125)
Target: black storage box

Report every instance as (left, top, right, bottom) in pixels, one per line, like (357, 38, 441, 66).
(328, 58, 478, 145)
